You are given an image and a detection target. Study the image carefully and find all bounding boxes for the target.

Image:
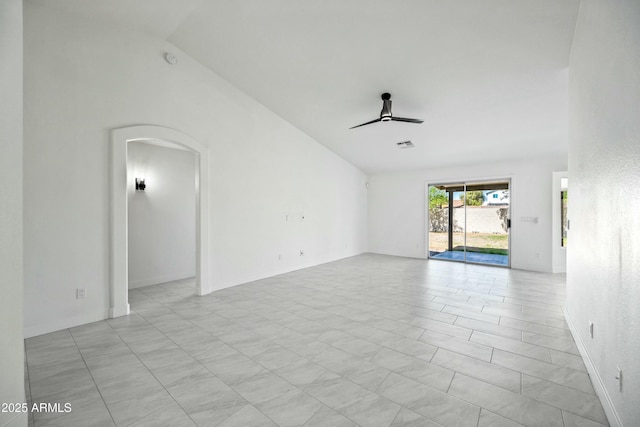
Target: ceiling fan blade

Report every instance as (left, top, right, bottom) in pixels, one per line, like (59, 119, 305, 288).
(391, 117, 424, 124)
(349, 117, 382, 129)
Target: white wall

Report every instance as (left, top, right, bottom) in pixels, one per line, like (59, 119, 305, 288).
(451, 207, 509, 235)
(368, 155, 567, 272)
(23, 2, 368, 337)
(0, 0, 27, 425)
(566, 1, 640, 425)
(127, 142, 196, 288)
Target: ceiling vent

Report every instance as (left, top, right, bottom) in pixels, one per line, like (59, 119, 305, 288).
(397, 140, 414, 149)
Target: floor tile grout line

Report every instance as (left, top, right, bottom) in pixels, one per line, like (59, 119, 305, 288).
(24, 341, 34, 427)
(26, 256, 599, 427)
(559, 408, 608, 427)
(131, 314, 264, 426)
(521, 370, 597, 397)
(445, 371, 456, 394)
(488, 349, 595, 393)
(446, 372, 557, 427)
(469, 328, 580, 361)
(518, 380, 607, 425)
(382, 368, 480, 426)
(384, 405, 402, 427)
(133, 288, 331, 427)
(488, 343, 586, 373)
(164, 277, 457, 378)
(148, 289, 421, 427)
(433, 351, 528, 395)
(102, 315, 204, 427)
(257, 278, 471, 329)
(388, 405, 405, 427)
(254, 293, 502, 368)
(373, 370, 394, 394)
(300, 405, 327, 427)
(67, 329, 119, 427)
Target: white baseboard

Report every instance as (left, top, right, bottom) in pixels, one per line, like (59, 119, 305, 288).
(24, 310, 109, 339)
(564, 307, 623, 427)
(128, 272, 195, 289)
(212, 251, 367, 293)
(109, 303, 130, 319)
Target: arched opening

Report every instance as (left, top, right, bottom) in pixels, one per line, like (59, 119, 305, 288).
(110, 125, 210, 318)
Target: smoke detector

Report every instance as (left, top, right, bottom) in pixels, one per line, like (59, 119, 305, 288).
(397, 140, 414, 149)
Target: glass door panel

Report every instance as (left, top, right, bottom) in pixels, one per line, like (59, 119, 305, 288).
(428, 184, 450, 258)
(428, 183, 466, 262)
(428, 180, 510, 267)
(464, 181, 510, 266)
(453, 188, 466, 262)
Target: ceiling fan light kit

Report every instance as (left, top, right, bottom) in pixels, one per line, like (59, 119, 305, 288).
(397, 140, 414, 149)
(350, 93, 423, 129)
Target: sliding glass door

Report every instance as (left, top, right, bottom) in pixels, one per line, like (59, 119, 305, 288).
(427, 180, 510, 267)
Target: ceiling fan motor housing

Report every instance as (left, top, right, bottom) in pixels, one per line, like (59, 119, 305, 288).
(380, 93, 393, 120)
(349, 92, 423, 129)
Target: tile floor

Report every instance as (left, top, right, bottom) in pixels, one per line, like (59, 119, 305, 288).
(24, 254, 608, 427)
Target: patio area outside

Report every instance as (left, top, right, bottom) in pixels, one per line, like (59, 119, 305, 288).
(428, 232, 509, 266)
(428, 182, 510, 267)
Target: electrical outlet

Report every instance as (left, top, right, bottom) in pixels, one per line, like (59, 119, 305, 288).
(589, 321, 594, 338)
(615, 366, 623, 391)
(76, 288, 86, 299)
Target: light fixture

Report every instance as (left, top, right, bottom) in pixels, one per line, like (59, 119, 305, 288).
(135, 178, 146, 191)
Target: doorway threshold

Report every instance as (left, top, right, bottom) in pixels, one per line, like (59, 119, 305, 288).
(430, 250, 509, 266)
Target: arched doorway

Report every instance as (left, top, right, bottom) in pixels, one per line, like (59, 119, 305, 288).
(110, 125, 210, 318)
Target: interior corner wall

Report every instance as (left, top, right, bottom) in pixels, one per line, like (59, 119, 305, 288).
(22, 2, 368, 337)
(127, 142, 196, 288)
(566, 0, 640, 425)
(0, 0, 27, 426)
(368, 154, 567, 273)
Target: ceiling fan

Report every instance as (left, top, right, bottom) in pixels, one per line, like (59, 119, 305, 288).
(350, 93, 423, 129)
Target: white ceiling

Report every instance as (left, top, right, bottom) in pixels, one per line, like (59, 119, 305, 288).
(45, 0, 581, 174)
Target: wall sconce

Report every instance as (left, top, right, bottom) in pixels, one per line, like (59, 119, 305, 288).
(135, 178, 146, 191)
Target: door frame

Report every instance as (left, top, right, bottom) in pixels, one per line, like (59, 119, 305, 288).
(551, 171, 568, 273)
(110, 125, 211, 318)
(426, 176, 512, 268)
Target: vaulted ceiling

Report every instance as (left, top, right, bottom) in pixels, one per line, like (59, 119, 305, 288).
(46, 0, 581, 174)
